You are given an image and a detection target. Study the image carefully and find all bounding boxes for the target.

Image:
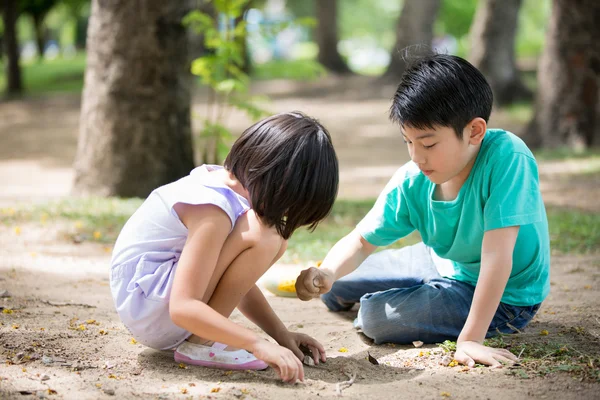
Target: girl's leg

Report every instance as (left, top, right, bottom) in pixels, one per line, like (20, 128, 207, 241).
(321, 242, 442, 311)
(186, 209, 286, 345)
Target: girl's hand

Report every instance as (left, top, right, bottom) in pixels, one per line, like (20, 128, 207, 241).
(250, 340, 304, 383)
(455, 340, 517, 368)
(277, 331, 327, 365)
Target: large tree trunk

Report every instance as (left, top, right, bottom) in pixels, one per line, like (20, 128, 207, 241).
(316, 0, 351, 74)
(73, 0, 195, 198)
(525, 0, 600, 149)
(469, 0, 532, 106)
(2, 0, 23, 95)
(383, 0, 441, 80)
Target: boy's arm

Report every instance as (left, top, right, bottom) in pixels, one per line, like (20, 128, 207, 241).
(296, 229, 378, 300)
(455, 226, 520, 367)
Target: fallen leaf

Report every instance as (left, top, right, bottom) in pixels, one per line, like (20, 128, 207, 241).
(211, 387, 221, 393)
(108, 374, 117, 379)
(448, 360, 459, 367)
(12, 324, 19, 329)
(14, 226, 21, 235)
(338, 347, 348, 353)
(188, 383, 196, 387)
(441, 392, 451, 397)
(93, 231, 102, 240)
(22, 368, 27, 372)
(178, 363, 187, 369)
(540, 330, 549, 336)
(86, 319, 97, 324)
(99, 330, 108, 335)
(95, 383, 102, 388)
(367, 352, 379, 365)
(47, 389, 57, 395)
(129, 338, 138, 345)
(77, 324, 86, 331)
(2, 308, 13, 314)
(180, 388, 188, 394)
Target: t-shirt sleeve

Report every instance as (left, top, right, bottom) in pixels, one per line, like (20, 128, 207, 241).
(484, 152, 544, 231)
(356, 168, 415, 246)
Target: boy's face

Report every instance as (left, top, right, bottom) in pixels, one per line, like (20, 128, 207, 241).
(401, 121, 484, 186)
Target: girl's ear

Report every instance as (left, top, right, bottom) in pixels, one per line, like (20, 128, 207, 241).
(467, 117, 487, 145)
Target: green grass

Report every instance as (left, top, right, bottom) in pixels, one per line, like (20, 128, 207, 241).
(3, 198, 597, 260)
(547, 207, 600, 254)
(533, 147, 600, 161)
(251, 59, 327, 81)
(0, 53, 87, 95)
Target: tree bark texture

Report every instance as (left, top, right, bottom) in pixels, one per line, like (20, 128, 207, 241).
(525, 0, 600, 148)
(2, 0, 23, 94)
(73, 0, 195, 197)
(383, 0, 441, 80)
(469, 0, 532, 105)
(316, 0, 351, 74)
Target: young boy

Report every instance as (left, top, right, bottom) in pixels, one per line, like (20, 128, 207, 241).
(295, 53, 550, 368)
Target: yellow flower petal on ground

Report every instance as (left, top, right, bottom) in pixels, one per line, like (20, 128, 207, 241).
(338, 347, 348, 353)
(178, 363, 187, 369)
(2, 309, 13, 314)
(210, 387, 221, 393)
(93, 231, 102, 240)
(129, 338, 138, 345)
(540, 329, 549, 336)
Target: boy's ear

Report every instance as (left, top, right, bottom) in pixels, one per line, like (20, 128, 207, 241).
(466, 117, 486, 145)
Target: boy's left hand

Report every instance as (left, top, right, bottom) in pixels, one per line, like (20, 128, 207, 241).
(455, 340, 517, 368)
(277, 331, 327, 365)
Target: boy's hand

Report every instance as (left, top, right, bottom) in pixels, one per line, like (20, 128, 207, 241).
(250, 340, 305, 383)
(277, 331, 327, 365)
(295, 267, 334, 300)
(455, 340, 518, 368)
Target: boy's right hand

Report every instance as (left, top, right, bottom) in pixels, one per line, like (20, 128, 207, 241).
(250, 340, 304, 383)
(295, 267, 334, 301)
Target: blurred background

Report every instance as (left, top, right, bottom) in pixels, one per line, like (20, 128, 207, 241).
(0, 0, 598, 260)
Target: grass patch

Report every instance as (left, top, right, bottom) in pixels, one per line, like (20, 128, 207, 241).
(251, 59, 327, 81)
(3, 198, 596, 258)
(0, 54, 86, 95)
(533, 147, 600, 161)
(547, 207, 600, 254)
(438, 333, 600, 382)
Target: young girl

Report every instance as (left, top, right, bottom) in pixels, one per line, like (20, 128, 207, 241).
(109, 112, 338, 383)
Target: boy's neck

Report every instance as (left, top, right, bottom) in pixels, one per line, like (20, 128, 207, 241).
(434, 148, 480, 201)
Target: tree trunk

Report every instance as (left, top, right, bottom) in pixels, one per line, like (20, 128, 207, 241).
(2, 0, 23, 95)
(316, 0, 351, 74)
(525, 0, 600, 149)
(383, 0, 441, 80)
(73, 0, 195, 198)
(469, 0, 532, 105)
(33, 13, 46, 60)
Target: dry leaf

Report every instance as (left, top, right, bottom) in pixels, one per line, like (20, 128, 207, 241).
(211, 387, 221, 393)
(129, 338, 138, 345)
(540, 330, 549, 336)
(367, 352, 379, 365)
(178, 363, 187, 369)
(338, 347, 348, 353)
(180, 388, 188, 394)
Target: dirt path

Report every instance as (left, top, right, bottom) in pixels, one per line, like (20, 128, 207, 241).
(1, 79, 599, 399)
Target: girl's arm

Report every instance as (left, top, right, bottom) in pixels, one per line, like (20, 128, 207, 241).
(169, 204, 264, 351)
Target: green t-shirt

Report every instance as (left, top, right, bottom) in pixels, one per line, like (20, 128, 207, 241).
(357, 129, 550, 306)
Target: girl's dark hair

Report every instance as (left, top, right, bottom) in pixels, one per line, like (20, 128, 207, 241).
(224, 112, 339, 239)
(389, 52, 493, 138)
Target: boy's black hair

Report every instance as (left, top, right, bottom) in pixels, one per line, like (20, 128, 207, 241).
(224, 111, 339, 240)
(389, 52, 493, 138)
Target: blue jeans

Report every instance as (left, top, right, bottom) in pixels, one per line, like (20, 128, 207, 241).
(321, 243, 540, 344)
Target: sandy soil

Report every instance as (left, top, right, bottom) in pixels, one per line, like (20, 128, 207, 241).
(1, 77, 599, 399)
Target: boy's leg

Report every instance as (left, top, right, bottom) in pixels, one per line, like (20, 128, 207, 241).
(321, 242, 441, 311)
(186, 209, 286, 345)
(355, 278, 541, 344)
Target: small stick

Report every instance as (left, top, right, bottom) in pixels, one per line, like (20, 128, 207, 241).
(335, 372, 356, 396)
